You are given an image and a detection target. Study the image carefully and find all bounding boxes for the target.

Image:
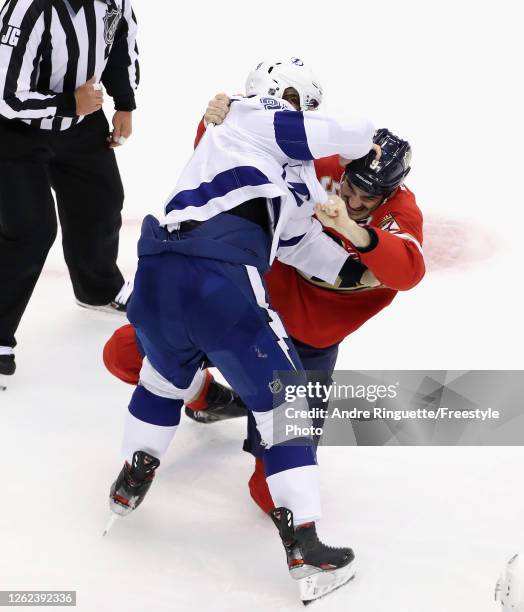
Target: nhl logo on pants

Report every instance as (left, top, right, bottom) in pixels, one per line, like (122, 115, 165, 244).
(268, 379, 283, 394)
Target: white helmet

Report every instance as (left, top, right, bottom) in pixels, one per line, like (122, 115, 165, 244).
(496, 554, 524, 611)
(245, 57, 323, 111)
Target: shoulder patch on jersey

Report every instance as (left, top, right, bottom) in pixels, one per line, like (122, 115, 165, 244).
(103, 7, 122, 46)
(260, 97, 287, 111)
(377, 213, 400, 233)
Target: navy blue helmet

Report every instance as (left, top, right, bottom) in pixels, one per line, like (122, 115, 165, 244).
(345, 129, 412, 196)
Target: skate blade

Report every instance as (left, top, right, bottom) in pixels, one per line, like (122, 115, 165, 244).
(102, 513, 120, 536)
(185, 408, 246, 424)
(296, 561, 356, 605)
(0, 374, 9, 391)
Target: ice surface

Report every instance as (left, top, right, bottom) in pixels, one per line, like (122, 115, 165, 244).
(1, 188, 519, 612)
(2, 332, 522, 612)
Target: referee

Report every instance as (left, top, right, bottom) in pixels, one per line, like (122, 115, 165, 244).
(0, 0, 139, 381)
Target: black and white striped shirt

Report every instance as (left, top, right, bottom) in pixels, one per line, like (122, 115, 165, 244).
(0, 0, 138, 130)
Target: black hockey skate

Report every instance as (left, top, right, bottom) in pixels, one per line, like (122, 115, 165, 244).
(270, 507, 355, 605)
(109, 451, 160, 516)
(184, 380, 247, 424)
(0, 354, 16, 390)
(76, 281, 133, 314)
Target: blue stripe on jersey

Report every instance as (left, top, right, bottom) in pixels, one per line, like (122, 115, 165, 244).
(129, 385, 183, 427)
(165, 166, 271, 213)
(271, 197, 281, 231)
(264, 441, 317, 477)
(288, 181, 311, 206)
(274, 111, 314, 161)
(279, 234, 305, 248)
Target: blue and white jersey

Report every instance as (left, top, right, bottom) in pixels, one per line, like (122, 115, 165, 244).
(161, 96, 374, 284)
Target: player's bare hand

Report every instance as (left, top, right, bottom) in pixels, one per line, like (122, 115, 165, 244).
(108, 111, 132, 148)
(74, 77, 103, 116)
(205, 93, 230, 126)
(315, 195, 351, 230)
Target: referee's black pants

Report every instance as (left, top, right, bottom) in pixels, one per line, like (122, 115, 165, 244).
(0, 111, 125, 348)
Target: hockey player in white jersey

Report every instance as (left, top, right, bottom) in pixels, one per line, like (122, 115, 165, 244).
(108, 59, 374, 603)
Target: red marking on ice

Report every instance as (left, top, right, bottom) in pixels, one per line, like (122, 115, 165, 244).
(42, 215, 495, 278)
(423, 214, 495, 272)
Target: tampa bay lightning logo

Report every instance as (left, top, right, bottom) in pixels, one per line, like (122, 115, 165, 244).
(291, 57, 304, 66)
(288, 182, 311, 206)
(282, 164, 311, 207)
(261, 97, 286, 110)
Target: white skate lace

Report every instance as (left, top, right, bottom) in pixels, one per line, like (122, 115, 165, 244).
(112, 280, 134, 307)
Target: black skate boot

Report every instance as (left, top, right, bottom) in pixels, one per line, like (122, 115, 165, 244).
(109, 451, 160, 516)
(0, 354, 16, 390)
(185, 380, 247, 424)
(76, 280, 133, 314)
(270, 507, 355, 605)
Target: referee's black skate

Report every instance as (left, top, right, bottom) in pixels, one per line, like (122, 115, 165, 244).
(76, 280, 133, 314)
(270, 507, 355, 605)
(184, 380, 247, 424)
(0, 354, 16, 390)
(109, 451, 160, 517)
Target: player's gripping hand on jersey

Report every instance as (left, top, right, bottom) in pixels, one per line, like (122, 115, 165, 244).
(316, 196, 373, 249)
(205, 93, 230, 125)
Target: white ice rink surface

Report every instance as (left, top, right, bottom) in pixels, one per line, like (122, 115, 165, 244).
(1, 0, 523, 609)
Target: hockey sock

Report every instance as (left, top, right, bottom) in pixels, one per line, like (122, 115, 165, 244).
(122, 385, 183, 463)
(263, 442, 321, 524)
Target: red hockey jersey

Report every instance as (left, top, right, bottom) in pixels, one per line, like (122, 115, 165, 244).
(266, 154, 425, 348)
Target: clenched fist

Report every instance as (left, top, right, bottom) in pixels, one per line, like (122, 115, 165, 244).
(205, 92, 230, 126)
(315, 196, 372, 248)
(315, 196, 351, 231)
(74, 77, 104, 116)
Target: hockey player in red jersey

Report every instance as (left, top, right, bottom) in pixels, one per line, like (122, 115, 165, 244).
(266, 135, 424, 350)
(245, 128, 424, 512)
